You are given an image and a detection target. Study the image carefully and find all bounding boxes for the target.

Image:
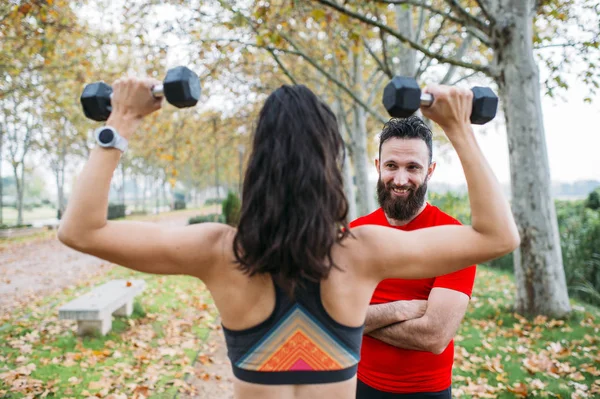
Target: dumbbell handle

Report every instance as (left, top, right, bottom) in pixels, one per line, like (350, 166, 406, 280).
(108, 84, 165, 100)
(151, 84, 165, 98)
(420, 93, 434, 108)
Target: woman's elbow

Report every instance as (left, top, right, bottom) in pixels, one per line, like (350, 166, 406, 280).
(500, 230, 521, 256)
(57, 225, 86, 251)
(58, 226, 74, 247)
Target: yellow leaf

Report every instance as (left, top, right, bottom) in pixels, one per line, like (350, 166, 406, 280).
(159, 154, 174, 162)
(311, 9, 326, 21)
(168, 178, 177, 188)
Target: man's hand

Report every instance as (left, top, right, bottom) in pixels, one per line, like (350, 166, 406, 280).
(363, 299, 427, 334)
(367, 288, 470, 354)
(396, 299, 427, 321)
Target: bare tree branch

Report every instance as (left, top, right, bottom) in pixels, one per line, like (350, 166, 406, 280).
(363, 38, 394, 78)
(440, 34, 474, 84)
(415, 19, 449, 78)
(374, 0, 489, 45)
(534, 41, 595, 50)
(465, 26, 491, 47)
(449, 70, 482, 85)
(222, 1, 389, 122)
(444, 0, 488, 33)
(315, 0, 491, 75)
(379, 29, 394, 78)
(367, 72, 388, 104)
(373, 0, 466, 27)
(207, 38, 303, 57)
(474, 0, 495, 23)
(265, 47, 298, 85)
(278, 30, 388, 123)
(414, 6, 427, 44)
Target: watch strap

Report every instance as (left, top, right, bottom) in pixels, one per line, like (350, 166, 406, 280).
(95, 126, 128, 153)
(113, 134, 128, 152)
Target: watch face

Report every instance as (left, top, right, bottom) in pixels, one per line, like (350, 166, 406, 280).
(98, 128, 115, 145)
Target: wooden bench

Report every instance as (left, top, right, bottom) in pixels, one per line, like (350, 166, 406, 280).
(59, 279, 146, 336)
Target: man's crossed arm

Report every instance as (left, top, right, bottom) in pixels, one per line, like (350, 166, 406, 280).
(365, 287, 470, 355)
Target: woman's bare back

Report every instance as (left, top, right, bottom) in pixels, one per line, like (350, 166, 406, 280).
(202, 229, 377, 399)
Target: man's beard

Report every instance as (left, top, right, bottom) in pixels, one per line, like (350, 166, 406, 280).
(377, 178, 428, 222)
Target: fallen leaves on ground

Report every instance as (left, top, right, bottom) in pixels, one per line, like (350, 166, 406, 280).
(0, 269, 219, 398)
(453, 268, 600, 398)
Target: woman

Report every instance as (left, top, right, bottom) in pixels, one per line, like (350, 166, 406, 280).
(59, 77, 519, 399)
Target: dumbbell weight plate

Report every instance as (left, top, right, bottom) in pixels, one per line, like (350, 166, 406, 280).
(162, 66, 201, 108)
(470, 87, 498, 125)
(382, 76, 422, 119)
(80, 82, 113, 122)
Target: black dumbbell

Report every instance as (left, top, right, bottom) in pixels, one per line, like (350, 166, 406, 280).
(382, 76, 498, 125)
(80, 66, 201, 122)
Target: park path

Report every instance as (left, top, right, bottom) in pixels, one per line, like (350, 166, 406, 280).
(0, 210, 200, 312)
(0, 208, 235, 397)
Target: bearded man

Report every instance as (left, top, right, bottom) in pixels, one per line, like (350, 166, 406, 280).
(350, 116, 477, 399)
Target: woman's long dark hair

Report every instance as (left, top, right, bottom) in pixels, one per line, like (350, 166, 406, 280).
(233, 85, 350, 294)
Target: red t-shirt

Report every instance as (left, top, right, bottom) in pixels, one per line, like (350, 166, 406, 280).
(350, 204, 476, 393)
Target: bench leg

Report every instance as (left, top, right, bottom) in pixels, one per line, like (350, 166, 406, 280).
(114, 299, 134, 317)
(77, 316, 112, 336)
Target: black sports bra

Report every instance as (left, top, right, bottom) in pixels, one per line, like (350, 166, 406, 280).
(222, 277, 364, 385)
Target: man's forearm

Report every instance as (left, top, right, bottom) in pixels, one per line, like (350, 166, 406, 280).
(363, 302, 400, 334)
(368, 316, 445, 353)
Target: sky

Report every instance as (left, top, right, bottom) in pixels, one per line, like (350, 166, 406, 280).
(3, 77, 599, 198)
(422, 79, 600, 186)
(3, 2, 599, 195)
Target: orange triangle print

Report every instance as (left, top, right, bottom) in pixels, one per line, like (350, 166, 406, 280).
(259, 330, 343, 372)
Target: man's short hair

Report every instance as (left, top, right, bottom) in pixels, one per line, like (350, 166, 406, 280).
(378, 116, 433, 164)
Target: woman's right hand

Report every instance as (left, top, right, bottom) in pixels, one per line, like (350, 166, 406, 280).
(106, 77, 163, 139)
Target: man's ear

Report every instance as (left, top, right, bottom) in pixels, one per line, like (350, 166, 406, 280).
(375, 158, 380, 172)
(426, 161, 437, 181)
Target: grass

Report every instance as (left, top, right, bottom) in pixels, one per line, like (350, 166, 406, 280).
(0, 206, 216, 252)
(1, 263, 598, 398)
(0, 205, 215, 227)
(453, 267, 600, 398)
(0, 267, 218, 398)
(1, 206, 57, 226)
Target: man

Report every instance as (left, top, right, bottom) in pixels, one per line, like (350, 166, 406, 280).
(351, 116, 477, 399)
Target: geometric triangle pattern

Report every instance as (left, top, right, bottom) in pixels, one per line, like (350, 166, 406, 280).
(236, 304, 359, 372)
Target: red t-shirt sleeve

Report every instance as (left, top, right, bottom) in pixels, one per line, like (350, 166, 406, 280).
(432, 265, 477, 298)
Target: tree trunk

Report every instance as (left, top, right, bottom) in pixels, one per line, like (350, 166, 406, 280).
(394, 4, 417, 77)
(155, 177, 160, 214)
(55, 139, 67, 218)
(334, 99, 358, 221)
(143, 174, 149, 212)
(12, 162, 25, 226)
(351, 51, 376, 215)
(53, 162, 65, 220)
(342, 147, 358, 221)
(161, 178, 167, 212)
(0, 132, 3, 226)
(120, 162, 126, 206)
(493, 0, 571, 317)
(133, 174, 138, 212)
